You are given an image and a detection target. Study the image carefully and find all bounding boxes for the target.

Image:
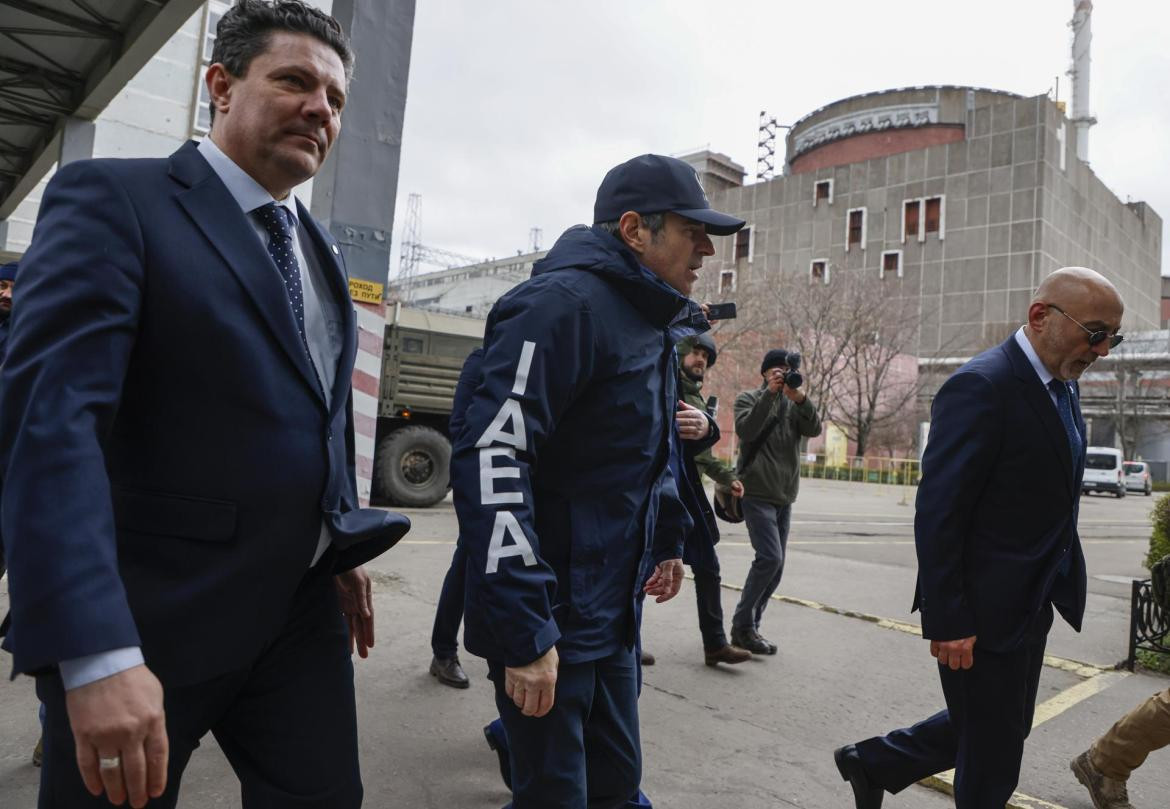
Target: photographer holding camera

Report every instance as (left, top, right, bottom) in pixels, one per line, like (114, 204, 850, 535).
(731, 348, 822, 655)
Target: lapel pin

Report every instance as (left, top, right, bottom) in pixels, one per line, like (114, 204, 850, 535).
(331, 244, 340, 255)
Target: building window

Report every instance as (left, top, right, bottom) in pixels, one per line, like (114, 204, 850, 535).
(924, 196, 943, 236)
(846, 208, 866, 250)
(880, 250, 903, 279)
(810, 259, 829, 285)
(903, 200, 920, 242)
(1057, 122, 1067, 172)
(719, 270, 736, 294)
(814, 179, 833, 206)
(190, 2, 231, 137)
(926, 196, 945, 240)
(734, 227, 752, 261)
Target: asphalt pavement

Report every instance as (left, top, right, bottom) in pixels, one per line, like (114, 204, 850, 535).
(1, 478, 1166, 808)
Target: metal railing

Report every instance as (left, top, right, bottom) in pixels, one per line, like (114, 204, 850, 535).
(799, 455, 921, 486)
(1127, 578, 1170, 671)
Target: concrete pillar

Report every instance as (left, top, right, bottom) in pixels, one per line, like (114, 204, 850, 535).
(311, 0, 416, 505)
(59, 117, 96, 166)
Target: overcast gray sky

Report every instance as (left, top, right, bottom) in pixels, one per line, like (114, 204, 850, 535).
(391, 0, 1169, 277)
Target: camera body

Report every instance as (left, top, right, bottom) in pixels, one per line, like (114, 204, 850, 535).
(768, 352, 803, 390)
(783, 353, 803, 389)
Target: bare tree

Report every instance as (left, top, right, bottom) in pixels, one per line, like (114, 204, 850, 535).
(826, 273, 923, 457)
(1086, 339, 1170, 458)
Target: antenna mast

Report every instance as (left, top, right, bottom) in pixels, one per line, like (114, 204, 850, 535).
(757, 111, 778, 181)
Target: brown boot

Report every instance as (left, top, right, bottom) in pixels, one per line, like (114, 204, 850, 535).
(704, 644, 752, 666)
(1070, 749, 1134, 809)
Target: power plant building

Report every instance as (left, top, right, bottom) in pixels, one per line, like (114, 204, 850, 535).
(687, 86, 1162, 356)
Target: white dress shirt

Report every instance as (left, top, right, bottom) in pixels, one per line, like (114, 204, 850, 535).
(1013, 325, 1061, 410)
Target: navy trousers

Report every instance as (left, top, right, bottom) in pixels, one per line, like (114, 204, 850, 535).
(855, 608, 1053, 808)
(431, 544, 465, 658)
(35, 565, 361, 809)
(691, 561, 727, 651)
(489, 647, 642, 809)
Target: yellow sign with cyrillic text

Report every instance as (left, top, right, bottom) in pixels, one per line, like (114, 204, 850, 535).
(348, 279, 384, 304)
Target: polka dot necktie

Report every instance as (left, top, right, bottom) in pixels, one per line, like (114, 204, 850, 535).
(253, 202, 306, 341)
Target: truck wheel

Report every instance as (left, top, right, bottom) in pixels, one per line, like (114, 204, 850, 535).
(375, 425, 451, 507)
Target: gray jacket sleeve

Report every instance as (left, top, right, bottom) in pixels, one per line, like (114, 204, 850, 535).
(791, 395, 823, 438)
(734, 388, 779, 443)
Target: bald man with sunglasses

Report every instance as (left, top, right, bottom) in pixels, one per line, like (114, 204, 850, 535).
(833, 267, 1124, 809)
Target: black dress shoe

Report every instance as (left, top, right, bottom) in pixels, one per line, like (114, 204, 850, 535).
(833, 744, 883, 809)
(483, 722, 512, 790)
(429, 655, 470, 688)
(730, 628, 777, 655)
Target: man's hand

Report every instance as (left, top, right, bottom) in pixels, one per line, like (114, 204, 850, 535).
(929, 636, 976, 670)
(730, 480, 744, 498)
(66, 664, 168, 809)
(765, 368, 785, 395)
(644, 558, 684, 603)
(781, 384, 806, 404)
(505, 646, 559, 718)
(676, 400, 710, 440)
(335, 566, 375, 659)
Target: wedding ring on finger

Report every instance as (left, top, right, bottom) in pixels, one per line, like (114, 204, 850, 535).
(99, 755, 122, 771)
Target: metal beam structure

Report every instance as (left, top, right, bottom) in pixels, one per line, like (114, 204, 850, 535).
(0, 0, 204, 219)
(310, 0, 416, 294)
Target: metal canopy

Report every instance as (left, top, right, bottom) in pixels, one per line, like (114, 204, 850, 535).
(0, 0, 204, 218)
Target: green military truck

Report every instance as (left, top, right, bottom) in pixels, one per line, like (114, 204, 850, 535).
(372, 303, 484, 507)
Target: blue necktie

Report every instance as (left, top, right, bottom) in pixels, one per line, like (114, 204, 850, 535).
(1048, 379, 1083, 463)
(1049, 379, 1080, 576)
(254, 202, 306, 342)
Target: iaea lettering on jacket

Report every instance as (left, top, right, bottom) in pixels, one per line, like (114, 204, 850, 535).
(477, 340, 538, 572)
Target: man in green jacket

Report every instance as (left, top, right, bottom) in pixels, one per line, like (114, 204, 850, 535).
(731, 348, 822, 654)
(677, 334, 751, 665)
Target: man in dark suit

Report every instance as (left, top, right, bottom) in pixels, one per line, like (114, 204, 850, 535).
(833, 267, 1124, 808)
(0, 3, 408, 807)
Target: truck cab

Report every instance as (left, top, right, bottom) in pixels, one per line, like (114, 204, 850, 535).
(372, 303, 484, 507)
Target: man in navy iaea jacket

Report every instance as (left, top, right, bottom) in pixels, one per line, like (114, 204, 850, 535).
(451, 154, 745, 807)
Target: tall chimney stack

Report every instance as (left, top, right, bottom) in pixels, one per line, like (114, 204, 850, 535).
(1068, 0, 1096, 164)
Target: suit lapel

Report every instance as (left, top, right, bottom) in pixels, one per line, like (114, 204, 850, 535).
(1004, 338, 1075, 488)
(169, 143, 324, 405)
(297, 202, 357, 417)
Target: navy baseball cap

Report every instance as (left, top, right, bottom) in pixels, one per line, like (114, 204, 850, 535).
(593, 154, 746, 236)
(0, 261, 16, 282)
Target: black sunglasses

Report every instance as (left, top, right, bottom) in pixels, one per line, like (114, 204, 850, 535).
(1047, 304, 1124, 349)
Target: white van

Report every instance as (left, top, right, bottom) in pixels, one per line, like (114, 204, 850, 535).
(1123, 461, 1153, 496)
(1083, 447, 1125, 498)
